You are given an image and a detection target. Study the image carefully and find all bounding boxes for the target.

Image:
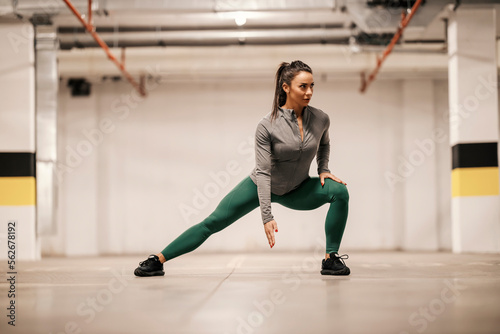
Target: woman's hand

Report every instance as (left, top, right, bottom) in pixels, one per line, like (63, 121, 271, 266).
(319, 172, 347, 186)
(264, 220, 278, 248)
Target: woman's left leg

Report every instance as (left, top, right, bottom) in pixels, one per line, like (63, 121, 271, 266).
(272, 177, 349, 254)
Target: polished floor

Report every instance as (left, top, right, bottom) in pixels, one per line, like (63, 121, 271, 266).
(1, 251, 500, 334)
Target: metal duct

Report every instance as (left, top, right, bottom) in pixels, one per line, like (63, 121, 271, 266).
(35, 25, 59, 236)
(344, 0, 500, 34)
(58, 28, 353, 49)
(14, 0, 89, 16)
(344, 0, 450, 33)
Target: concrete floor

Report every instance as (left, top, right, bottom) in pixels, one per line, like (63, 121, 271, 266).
(1, 251, 500, 334)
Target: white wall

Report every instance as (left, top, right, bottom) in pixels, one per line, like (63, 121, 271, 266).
(42, 73, 453, 256)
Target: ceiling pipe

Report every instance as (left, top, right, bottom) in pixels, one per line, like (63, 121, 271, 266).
(58, 28, 353, 49)
(359, 0, 424, 93)
(88, 0, 92, 26)
(56, 29, 450, 50)
(61, 0, 146, 96)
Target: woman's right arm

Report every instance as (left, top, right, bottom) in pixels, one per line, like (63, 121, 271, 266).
(255, 122, 278, 248)
(255, 122, 273, 224)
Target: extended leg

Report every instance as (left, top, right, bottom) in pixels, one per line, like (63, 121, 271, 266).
(159, 176, 260, 262)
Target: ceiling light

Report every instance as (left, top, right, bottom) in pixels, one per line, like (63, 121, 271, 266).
(234, 12, 247, 26)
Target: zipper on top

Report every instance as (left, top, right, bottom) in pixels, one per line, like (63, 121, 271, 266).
(291, 112, 304, 151)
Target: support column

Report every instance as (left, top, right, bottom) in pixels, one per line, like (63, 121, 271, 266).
(0, 21, 39, 260)
(448, 8, 500, 253)
(35, 25, 59, 237)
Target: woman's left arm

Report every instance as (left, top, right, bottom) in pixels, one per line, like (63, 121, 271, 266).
(317, 114, 347, 186)
(316, 114, 331, 176)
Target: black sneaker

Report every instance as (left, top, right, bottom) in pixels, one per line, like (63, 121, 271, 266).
(321, 253, 350, 276)
(134, 254, 165, 277)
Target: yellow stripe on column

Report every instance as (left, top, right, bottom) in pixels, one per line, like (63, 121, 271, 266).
(451, 167, 499, 197)
(0, 177, 36, 205)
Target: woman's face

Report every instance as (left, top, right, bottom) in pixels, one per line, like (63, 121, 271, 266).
(283, 71, 314, 109)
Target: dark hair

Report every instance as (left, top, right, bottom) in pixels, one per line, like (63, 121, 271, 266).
(271, 60, 313, 122)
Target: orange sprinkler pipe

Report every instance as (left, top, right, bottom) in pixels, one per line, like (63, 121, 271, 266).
(88, 0, 92, 27)
(62, 0, 146, 96)
(360, 0, 424, 93)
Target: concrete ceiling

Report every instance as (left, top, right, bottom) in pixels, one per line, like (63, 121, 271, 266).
(1, 0, 498, 81)
(1, 0, 498, 49)
(0, 0, 460, 48)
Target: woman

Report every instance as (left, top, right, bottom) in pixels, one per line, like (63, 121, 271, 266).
(134, 60, 350, 277)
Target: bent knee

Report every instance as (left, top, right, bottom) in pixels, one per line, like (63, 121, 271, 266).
(325, 179, 349, 203)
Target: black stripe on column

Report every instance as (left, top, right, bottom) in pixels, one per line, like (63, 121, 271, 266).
(452, 142, 498, 170)
(0, 152, 36, 177)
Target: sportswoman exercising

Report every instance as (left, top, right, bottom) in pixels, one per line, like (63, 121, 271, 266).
(134, 60, 350, 277)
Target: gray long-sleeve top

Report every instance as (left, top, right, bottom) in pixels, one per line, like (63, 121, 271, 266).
(249, 105, 331, 224)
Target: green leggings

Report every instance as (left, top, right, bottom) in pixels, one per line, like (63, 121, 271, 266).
(161, 176, 349, 261)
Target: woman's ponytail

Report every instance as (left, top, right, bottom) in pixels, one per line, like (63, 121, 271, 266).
(271, 62, 289, 122)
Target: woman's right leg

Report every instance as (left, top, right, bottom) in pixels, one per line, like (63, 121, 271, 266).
(160, 176, 259, 262)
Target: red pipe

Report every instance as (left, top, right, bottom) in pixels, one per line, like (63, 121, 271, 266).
(360, 0, 424, 93)
(88, 0, 92, 28)
(62, 0, 146, 96)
